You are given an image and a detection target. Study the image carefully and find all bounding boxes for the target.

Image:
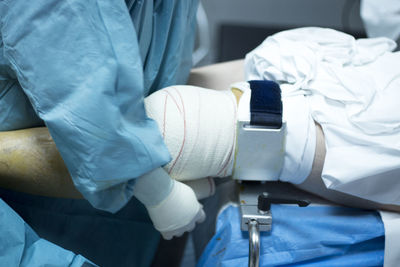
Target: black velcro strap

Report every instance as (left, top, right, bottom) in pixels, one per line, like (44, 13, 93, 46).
(248, 80, 282, 129)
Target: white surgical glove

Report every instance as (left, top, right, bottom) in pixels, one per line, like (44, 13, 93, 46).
(133, 168, 205, 240)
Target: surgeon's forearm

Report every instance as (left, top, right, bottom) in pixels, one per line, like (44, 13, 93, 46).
(0, 127, 82, 199)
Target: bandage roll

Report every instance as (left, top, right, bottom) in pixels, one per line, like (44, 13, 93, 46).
(144, 85, 237, 181)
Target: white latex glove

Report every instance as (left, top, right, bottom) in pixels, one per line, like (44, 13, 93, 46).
(133, 168, 205, 240)
(146, 179, 206, 240)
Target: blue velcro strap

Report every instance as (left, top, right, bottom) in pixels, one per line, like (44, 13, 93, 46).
(248, 80, 282, 129)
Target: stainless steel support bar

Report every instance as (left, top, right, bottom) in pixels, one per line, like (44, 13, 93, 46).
(239, 182, 313, 267)
(248, 219, 260, 267)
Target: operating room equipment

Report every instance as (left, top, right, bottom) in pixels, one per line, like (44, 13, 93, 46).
(232, 80, 286, 182)
(239, 187, 310, 267)
(197, 184, 385, 267)
(232, 79, 311, 266)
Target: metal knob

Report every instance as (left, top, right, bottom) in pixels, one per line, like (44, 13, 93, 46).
(258, 192, 310, 212)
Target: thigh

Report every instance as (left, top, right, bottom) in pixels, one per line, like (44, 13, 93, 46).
(298, 123, 400, 212)
(0, 127, 82, 199)
(187, 60, 244, 90)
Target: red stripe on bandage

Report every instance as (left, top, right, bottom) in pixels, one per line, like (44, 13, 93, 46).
(168, 88, 187, 175)
(163, 93, 168, 138)
(165, 89, 182, 114)
(207, 177, 214, 196)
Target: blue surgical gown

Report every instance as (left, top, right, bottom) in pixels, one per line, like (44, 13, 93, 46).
(0, 0, 198, 265)
(0, 0, 198, 212)
(0, 198, 94, 266)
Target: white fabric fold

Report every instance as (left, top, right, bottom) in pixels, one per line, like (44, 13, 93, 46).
(245, 27, 400, 204)
(245, 27, 400, 267)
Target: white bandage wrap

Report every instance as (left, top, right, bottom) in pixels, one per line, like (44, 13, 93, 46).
(183, 178, 216, 200)
(146, 180, 206, 240)
(145, 85, 237, 180)
(133, 168, 205, 240)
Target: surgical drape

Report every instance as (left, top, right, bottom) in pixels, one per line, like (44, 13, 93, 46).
(198, 205, 384, 267)
(0, 198, 94, 266)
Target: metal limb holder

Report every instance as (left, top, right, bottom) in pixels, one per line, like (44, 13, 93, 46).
(239, 182, 310, 267)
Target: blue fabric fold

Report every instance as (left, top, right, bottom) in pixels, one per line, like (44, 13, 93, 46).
(1, 188, 160, 267)
(0, 198, 94, 267)
(198, 205, 384, 267)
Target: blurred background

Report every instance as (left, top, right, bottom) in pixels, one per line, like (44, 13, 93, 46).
(194, 0, 367, 67)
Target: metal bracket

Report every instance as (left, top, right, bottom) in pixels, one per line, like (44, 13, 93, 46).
(239, 182, 310, 267)
(240, 205, 271, 232)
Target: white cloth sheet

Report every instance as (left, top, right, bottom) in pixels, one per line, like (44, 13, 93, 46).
(244, 27, 400, 267)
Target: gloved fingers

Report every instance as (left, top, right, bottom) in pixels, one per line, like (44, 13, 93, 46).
(161, 207, 206, 240)
(183, 177, 216, 201)
(146, 181, 206, 240)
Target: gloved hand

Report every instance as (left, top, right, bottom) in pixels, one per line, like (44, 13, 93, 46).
(133, 168, 205, 240)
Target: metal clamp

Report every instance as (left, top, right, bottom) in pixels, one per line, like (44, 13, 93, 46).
(240, 185, 310, 267)
(240, 191, 272, 267)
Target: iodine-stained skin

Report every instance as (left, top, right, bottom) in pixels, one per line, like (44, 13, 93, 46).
(0, 127, 82, 199)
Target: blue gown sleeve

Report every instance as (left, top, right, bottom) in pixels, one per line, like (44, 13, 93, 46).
(0, 42, 44, 131)
(0, 199, 95, 266)
(0, 0, 171, 212)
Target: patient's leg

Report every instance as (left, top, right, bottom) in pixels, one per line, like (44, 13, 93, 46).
(187, 59, 245, 90)
(298, 123, 400, 212)
(2, 59, 399, 213)
(0, 127, 82, 198)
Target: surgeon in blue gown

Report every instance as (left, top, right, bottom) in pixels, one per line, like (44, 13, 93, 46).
(0, 0, 199, 266)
